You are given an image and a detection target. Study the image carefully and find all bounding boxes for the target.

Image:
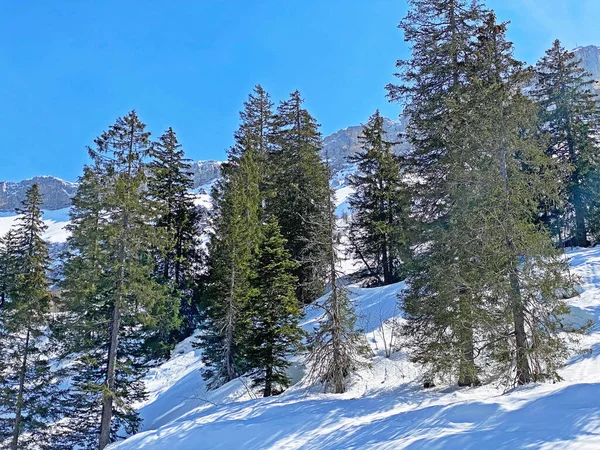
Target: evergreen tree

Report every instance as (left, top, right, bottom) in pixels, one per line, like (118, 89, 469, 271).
(148, 127, 202, 348)
(388, 0, 488, 386)
(58, 112, 177, 449)
(268, 91, 331, 304)
(0, 184, 63, 449)
(402, 14, 575, 388)
(463, 14, 574, 385)
(347, 110, 411, 285)
(0, 229, 19, 309)
(534, 40, 600, 247)
(197, 91, 264, 387)
(307, 166, 365, 394)
(247, 216, 303, 397)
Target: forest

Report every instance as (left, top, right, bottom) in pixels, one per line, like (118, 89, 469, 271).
(1, 0, 599, 449)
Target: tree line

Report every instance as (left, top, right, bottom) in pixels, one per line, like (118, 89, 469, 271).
(1, 0, 599, 448)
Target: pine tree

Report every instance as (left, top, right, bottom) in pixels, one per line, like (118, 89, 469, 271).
(268, 91, 331, 304)
(347, 110, 411, 285)
(58, 112, 177, 449)
(148, 127, 202, 347)
(534, 40, 600, 247)
(0, 184, 64, 449)
(197, 91, 264, 388)
(247, 216, 303, 397)
(388, 0, 488, 387)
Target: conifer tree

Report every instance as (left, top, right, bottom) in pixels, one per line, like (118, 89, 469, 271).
(463, 14, 574, 385)
(388, 0, 488, 386)
(0, 229, 18, 309)
(268, 91, 331, 304)
(347, 110, 411, 285)
(402, 14, 575, 388)
(148, 127, 202, 346)
(534, 40, 600, 247)
(0, 184, 63, 449)
(198, 91, 264, 387)
(247, 216, 303, 397)
(58, 112, 177, 449)
(307, 166, 365, 394)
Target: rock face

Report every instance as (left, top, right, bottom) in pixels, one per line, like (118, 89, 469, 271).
(0, 176, 77, 212)
(192, 160, 222, 188)
(322, 117, 409, 172)
(574, 46, 600, 91)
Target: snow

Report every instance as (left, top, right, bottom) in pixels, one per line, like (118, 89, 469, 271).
(108, 246, 600, 450)
(0, 208, 70, 243)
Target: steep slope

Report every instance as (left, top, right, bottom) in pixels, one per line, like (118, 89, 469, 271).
(574, 45, 600, 91)
(0, 176, 77, 212)
(109, 247, 599, 450)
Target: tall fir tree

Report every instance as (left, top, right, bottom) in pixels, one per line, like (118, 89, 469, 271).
(534, 40, 600, 247)
(57, 112, 178, 449)
(401, 13, 576, 388)
(247, 216, 304, 397)
(197, 91, 264, 387)
(347, 110, 411, 285)
(387, 0, 488, 386)
(0, 184, 64, 449)
(148, 127, 202, 348)
(463, 14, 575, 386)
(268, 91, 331, 304)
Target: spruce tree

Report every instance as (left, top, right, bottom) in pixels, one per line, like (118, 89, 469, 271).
(148, 127, 202, 347)
(461, 14, 575, 385)
(247, 216, 303, 397)
(347, 110, 411, 285)
(268, 91, 331, 304)
(197, 91, 264, 387)
(58, 112, 177, 449)
(388, 0, 488, 386)
(0, 184, 63, 449)
(534, 40, 600, 247)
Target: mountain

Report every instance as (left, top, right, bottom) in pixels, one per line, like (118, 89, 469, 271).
(0, 119, 405, 212)
(0, 176, 77, 213)
(574, 45, 600, 90)
(323, 117, 408, 172)
(3, 45, 597, 214)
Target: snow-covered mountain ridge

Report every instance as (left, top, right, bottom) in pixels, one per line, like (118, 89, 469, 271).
(108, 246, 600, 450)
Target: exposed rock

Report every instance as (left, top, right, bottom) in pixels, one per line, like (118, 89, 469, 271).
(0, 176, 77, 213)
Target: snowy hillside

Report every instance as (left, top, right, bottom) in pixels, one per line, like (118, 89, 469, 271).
(0, 208, 70, 244)
(109, 247, 600, 450)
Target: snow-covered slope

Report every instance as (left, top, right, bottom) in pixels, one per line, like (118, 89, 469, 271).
(0, 208, 70, 244)
(110, 247, 600, 450)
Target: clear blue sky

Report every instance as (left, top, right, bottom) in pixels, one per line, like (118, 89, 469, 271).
(1, 0, 598, 182)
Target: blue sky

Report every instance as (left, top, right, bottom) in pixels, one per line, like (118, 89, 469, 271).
(0, 0, 598, 182)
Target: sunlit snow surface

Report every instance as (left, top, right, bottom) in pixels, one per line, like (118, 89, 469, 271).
(0, 208, 70, 243)
(109, 247, 600, 450)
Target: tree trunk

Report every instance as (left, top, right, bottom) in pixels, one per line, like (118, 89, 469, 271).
(225, 264, 236, 382)
(99, 208, 128, 449)
(457, 294, 478, 387)
(498, 112, 532, 385)
(11, 327, 30, 450)
(572, 183, 589, 247)
(264, 364, 273, 397)
(98, 299, 121, 449)
(509, 269, 531, 384)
